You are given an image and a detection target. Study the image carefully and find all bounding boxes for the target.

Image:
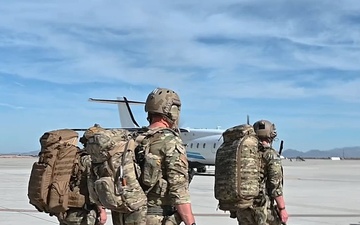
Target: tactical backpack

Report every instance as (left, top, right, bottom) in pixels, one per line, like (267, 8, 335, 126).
(85, 127, 173, 213)
(85, 128, 151, 213)
(28, 129, 86, 214)
(214, 124, 260, 210)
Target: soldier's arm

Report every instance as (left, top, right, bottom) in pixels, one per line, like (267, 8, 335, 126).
(175, 203, 196, 225)
(163, 135, 195, 225)
(81, 154, 108, 224)
(264, 149, 283, 198)
(274, 195, 288, 224)
(81, 155, 102, 206)
(97, 206, 107, 225)
(265, 149, 289, 223)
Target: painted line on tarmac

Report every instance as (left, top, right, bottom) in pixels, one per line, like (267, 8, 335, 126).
(0, 207, 57, 223)
(1, 208, 359, 218)
(195, 213, 360, 217)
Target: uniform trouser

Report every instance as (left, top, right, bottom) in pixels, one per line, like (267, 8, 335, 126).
(236, 206, 268, 225)
(145, 213, 182, 225)
(111, 206, 147, 225)
(145, 205, 183, 225)
(235, 204, 282, 225)
(266, 204, 282, 225)
(109, 205, 182, 225)
(58, 208, 98, 225)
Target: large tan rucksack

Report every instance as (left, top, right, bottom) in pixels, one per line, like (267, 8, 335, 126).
(28, 129, 85, 214)
(214, 124, 260, 210)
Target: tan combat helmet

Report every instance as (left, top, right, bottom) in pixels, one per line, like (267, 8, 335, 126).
(145, 87, 181, 125)
(253, 119, 277, 140)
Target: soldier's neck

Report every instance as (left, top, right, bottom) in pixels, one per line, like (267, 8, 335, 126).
(149, 120, 170, 129)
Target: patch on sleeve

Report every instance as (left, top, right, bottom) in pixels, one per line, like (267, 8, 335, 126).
(180, 153, 188, 165)
(176, 144, 188, 167)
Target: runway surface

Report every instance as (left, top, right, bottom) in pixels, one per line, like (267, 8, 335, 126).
(1, 157, 360, 225)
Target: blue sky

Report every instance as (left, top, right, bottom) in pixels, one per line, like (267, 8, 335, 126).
(1, 0, 360, 153)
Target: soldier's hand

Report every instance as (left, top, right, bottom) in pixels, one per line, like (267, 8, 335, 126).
(98, 207, 107, 225)
(279, 209, 288, 224)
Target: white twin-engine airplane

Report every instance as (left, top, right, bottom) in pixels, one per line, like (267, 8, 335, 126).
(89, 97, 225, 173)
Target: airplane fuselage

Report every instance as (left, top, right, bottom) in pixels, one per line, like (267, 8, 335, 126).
(180, 128, 224, 166)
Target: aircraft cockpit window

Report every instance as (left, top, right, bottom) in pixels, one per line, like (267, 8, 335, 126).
(203, 143, 206, 148)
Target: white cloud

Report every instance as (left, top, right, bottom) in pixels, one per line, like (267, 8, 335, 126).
(1, 0, 360, 152)
(0, 102, 24, 109)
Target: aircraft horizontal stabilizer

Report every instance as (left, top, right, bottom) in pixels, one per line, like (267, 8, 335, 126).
(89, 97, 144, 127)
(70, 127, 143, 132)
(89, 98, 145, 105)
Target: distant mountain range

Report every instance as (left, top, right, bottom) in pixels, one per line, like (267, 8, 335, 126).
(282, 146, 360, 158)
(2, 146, 360, 158)
(1, 150, 39, 156)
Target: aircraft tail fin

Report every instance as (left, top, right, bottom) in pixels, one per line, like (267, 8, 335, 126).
(88, 97, 145, 128)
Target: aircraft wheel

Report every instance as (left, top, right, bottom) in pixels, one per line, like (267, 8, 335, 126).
(196, 166, 206, 173)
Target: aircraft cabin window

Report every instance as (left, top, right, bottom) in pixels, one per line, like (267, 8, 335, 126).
(196, 143, 199, 148)
(190, 143, 193, 148)
(213, 143, 216, 148)
(203, 143, 206, 148)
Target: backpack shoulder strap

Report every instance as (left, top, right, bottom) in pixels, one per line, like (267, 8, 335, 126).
(134, 127, 175, 146)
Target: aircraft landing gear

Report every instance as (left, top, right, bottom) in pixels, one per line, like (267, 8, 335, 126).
(196, 166, 207, 173)
(188, 168, 196, 183)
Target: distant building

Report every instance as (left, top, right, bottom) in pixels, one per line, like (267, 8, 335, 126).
(330, 157, 341, 160)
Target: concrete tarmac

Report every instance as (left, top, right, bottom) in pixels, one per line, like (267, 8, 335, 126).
(1, 157, 360, 225)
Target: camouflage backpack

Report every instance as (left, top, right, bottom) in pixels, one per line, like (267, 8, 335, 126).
(85, 128, 144, 213)
(85, 127, 172, 213)
(27, 129, 86, 214)
(214, 124, 260, 210)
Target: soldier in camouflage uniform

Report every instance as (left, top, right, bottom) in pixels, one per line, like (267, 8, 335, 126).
(235, 120, 288, 225)
(57, 136, 107, 225)
(141, 87, 197, 225)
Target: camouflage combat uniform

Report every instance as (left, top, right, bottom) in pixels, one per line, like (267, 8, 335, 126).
(236, 145, 283, 225)
(109, 208, 147, 225)
(142, 128, 191, 225)
(58, 154, 99, 225)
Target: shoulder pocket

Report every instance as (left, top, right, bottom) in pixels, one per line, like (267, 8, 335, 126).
(142, 153, 162, 188)
(175, 144, 188, 167)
